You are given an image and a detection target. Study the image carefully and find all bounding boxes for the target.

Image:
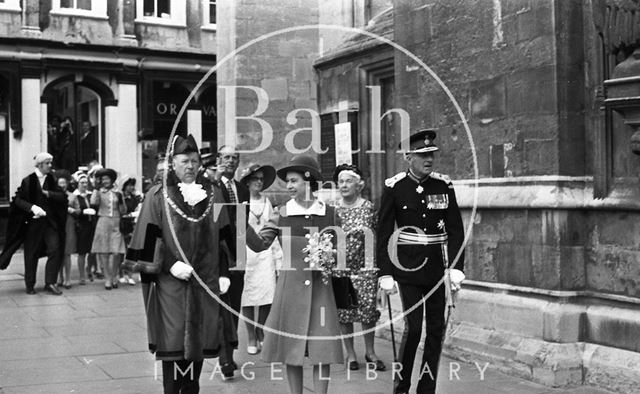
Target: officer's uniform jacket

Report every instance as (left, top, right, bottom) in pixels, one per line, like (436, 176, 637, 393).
(376, 171, 465, 287)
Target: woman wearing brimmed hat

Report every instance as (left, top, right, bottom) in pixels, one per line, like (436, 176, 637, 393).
(56, 170, 77, 289)
(238, 163, 282, 355)
(90, 168, 126, 290)
(246, 154, 343, 394)
(118, 175, 142, 286)
(73, 171, 95, 284)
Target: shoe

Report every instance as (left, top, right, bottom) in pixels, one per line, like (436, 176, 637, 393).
(119, 277, 127, 284)
(79, 279, 87, 285)
(95, 272, 104, 279)
(247, 345, 259, 355)
(347, 358, 359, 371)
(44, 284, 63, 295)
(221, 362, 235, 380)
(87, 273, 94, 282)
(63, 282, 72, 289)
(105, 283, 112, 290)
(127, 278, 136, 285)
(26, 288, 36, 295)
(364, 354, 387, 371)
(112, 283, 118, 289)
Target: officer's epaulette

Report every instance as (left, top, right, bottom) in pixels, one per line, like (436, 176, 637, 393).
(429, 172, 453, 188)
(384, 172, 406, 188)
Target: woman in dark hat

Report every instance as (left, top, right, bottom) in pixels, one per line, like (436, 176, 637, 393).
(332, 163, 385, 372)
(118, 175, 142, 286)
(238, 164, 281, 355)
(246, 154, 343, 394)
(73, 171, 95, 285)
(90, 168, 126, 290)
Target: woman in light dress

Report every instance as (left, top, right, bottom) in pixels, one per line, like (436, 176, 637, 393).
(239, 164, 282, 354)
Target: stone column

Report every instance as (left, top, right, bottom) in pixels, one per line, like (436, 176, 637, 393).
(104, 83, 139, 181)
(10, 77, 41, 194)
(187, 109, 202, 147)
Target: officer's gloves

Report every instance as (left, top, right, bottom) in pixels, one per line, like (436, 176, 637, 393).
(380, 270, 466, 293)
(30, 205, 46, 218)
(219, 277, 231, 294)
(379, 275, 398, 294)
(82, 208, 96, 216)
(450, 269, 465, 292)
(170, 261, 194, 281)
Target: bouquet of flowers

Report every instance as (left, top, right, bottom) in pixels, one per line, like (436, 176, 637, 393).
(303, 231, 336, 284)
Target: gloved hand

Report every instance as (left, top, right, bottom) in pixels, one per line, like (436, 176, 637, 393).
(379, 275, 397, 294)
(219, 276, 231, 294)
(82, 208, 96, 216)
(450, 269, 465, 292)
(31, 205, 46, 218)
(67, 207, 76, 214)
(130, 210, 140, 218)
(170, 261, 194, 281)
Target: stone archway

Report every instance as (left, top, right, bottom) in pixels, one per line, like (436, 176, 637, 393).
(41, 75, 117, 171)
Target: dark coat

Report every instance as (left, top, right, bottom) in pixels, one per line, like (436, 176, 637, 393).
(0, 172, 67, 270)
(247, 200, 344, 366)
(376, 171, 465, 287)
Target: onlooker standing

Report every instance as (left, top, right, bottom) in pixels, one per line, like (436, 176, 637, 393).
(90, 168, 126, 290)
(0, 152, 68, 295)
(57, 171, 79, 289)
(73, 172, 95, 284)
(239, 164, 282, 355)
(86, 163, 103, 280)
(119, 175, 142, 286)
(332, 164, 385, 371)
(215, 145, 250, 379)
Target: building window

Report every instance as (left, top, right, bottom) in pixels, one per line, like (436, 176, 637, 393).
(137, 0, 185, 26)
(51, 0, 107, 18)
(202, 0, 216, 28)
(0, 0, 21, 11)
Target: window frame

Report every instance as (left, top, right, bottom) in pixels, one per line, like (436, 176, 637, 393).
(0, 0, 20, 12)
(50, 0, 108, 19)
(136, 0, 186, 27)
(201, 0, 217, 30)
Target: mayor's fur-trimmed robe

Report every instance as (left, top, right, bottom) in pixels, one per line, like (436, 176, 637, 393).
(123, 174, 236, 361)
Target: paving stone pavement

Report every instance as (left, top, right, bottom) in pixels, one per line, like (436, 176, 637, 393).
(0, 254, 615, 394)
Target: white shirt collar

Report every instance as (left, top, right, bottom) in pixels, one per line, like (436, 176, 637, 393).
(35, 168, 45, 178)
(285, 199, 326, 216)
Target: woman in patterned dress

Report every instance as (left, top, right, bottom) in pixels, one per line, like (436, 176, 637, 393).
(333, 163, 385, 371)
(90, 168, 126, 290)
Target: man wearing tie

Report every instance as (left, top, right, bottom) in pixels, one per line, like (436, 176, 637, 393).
(0, 153, 68, 295)
(214, 145, 250, 379)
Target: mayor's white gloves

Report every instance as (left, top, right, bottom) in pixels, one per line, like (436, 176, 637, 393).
(379, 275, 397, 294)
(170, 261, 194, 281)
(450, 269, 465, 292)
(219, 276, 231, 294)
(30, 205, 46, 218)
(82, 208, 96, 216)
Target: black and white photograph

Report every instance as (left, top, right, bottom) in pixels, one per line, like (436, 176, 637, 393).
(0, 0, 637, 393)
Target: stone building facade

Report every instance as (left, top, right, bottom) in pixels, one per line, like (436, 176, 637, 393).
(220, 0, 640, 391)
(0, 0, 220, 244)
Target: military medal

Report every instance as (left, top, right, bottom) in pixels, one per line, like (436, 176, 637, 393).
(416, 185, 424, 193)
(437, 219, 445, 231)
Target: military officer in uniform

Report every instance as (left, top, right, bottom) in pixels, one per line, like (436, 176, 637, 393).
(377, 129, 466, 394)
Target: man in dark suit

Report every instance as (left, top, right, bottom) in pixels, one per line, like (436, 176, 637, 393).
(211, 145, 249, 379)
(377, 129, 465, 394)
(0, 152, 68, 295)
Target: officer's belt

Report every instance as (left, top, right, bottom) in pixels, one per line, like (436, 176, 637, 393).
(397, 231, 448, 245)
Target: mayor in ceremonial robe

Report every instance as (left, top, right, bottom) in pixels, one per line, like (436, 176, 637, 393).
(123, 135, 234, 394)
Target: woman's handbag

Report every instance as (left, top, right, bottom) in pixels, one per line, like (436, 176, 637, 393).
(331, 276, 359, 309)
